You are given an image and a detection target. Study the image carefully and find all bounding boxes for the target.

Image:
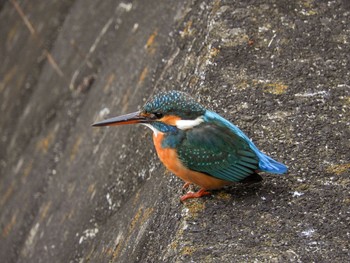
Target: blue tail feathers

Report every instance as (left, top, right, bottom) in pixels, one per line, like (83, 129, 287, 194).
(256, 152, 288, 174)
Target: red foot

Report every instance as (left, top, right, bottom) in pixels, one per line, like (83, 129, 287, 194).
(182, 182, 191, 189)
(180, 188, 211, 202)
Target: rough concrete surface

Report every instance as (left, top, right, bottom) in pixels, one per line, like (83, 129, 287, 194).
(0, 0, 349, 262)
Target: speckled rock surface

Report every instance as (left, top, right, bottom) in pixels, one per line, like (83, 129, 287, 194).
(0, 0, 349, 262)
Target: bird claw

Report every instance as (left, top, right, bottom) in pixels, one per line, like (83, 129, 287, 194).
(182, 182, 191, 189)
(180, 188, 211, 202)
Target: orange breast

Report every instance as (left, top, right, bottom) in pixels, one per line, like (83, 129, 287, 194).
(153, 133, 232, 190)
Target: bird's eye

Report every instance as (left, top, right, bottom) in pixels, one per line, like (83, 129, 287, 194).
(154, 112, 164, 119)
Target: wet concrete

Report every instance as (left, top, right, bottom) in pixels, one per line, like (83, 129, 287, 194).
(0, 0, 349, 262)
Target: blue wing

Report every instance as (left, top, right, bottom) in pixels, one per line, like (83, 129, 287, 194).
(204, 110, 288, 174)
(176, 122, 260, 182)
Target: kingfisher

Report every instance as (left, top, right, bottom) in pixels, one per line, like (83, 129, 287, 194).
(93, 90, 287, 201)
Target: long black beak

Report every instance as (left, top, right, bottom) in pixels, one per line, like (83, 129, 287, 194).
(92, 111, 152, 127)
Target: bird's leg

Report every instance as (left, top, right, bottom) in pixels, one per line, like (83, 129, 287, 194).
(182, 182, 192, 189)
(180, 188, 211, 202)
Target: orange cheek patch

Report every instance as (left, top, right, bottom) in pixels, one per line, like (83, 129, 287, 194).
(159, 115, 181, 126)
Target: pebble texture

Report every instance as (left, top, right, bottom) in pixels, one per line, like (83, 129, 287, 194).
(0, 0, 349, 262)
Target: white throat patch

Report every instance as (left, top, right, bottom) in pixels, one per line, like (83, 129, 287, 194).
(175, 116, 204, 130)
(142, 123, 160, 136)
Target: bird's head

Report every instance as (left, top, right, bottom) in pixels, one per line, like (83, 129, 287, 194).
(92, 90, 206, 134)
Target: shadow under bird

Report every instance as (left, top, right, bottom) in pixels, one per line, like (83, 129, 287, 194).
(93, 90, 287, 201)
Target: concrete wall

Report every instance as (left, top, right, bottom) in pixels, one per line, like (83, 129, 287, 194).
(1, 0, 349, 262)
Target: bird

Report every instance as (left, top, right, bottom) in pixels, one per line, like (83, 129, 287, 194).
(92, 90, 288, 202)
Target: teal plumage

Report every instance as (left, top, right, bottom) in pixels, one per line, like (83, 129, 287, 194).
(93, 90, 288, 201)
(176, 122, 259, 182)
(203, 110, 288, 174)
(144, 91, 287, 183)
(143, 90, 206, 119)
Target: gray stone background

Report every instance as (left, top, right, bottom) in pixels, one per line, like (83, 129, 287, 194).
(0, 0, 349, 262)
